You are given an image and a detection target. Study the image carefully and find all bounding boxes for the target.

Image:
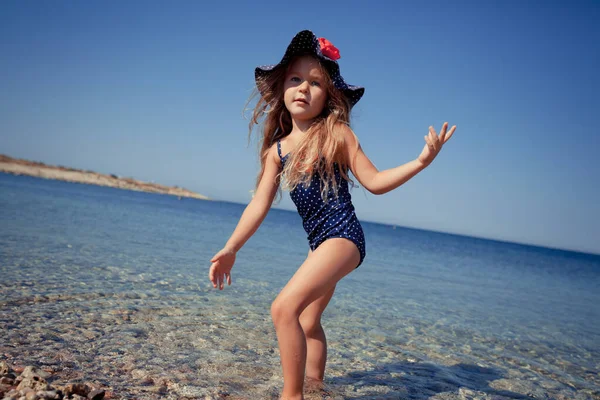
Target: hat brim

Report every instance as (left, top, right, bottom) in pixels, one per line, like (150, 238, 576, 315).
(255, 30, 364, 107)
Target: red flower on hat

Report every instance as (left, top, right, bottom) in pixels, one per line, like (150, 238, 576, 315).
(318, 37, 340, 60)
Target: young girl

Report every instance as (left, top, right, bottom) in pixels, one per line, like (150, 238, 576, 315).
(209, 30, 455, 400)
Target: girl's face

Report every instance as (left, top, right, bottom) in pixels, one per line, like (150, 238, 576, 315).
(283, 56, 328, 123)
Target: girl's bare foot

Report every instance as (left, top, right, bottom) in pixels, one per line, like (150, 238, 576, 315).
(304, 377, 334, 399)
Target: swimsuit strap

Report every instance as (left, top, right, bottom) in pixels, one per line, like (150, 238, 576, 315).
(276, 140, 283, 160)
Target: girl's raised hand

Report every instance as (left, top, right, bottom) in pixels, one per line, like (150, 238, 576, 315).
(417, 122, 456, 167)
(209, 247, 236, 290)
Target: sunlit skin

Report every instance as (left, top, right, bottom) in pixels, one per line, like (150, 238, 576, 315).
(209, 54, 456, 400)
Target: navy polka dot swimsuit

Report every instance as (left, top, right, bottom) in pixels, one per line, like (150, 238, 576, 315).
(278, 140, 366, 267)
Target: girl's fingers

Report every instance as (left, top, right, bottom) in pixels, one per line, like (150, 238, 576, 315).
(428, 126, 436, 147)
(424, 136, 434, 151)
(444, 125, 457, 143)
(429, 131, 439, 152)
(209, 264, 217, 287)
(439, 122, 448, 141)
(209, 264, 224, 289)
(209, 253, 233, 289)
(423, 122, 454, 160)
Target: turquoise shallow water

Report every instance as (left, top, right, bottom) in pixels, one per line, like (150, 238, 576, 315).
(1, 173, 599, 399)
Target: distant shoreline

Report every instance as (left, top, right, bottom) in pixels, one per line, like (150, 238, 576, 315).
(0, 154, 210, 200)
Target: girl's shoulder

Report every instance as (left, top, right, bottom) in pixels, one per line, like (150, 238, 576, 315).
(276, 134, 299, 158)
(268, 141, 284, 167)
(268, 140, 279, 156)
(335, 122, 360, 148)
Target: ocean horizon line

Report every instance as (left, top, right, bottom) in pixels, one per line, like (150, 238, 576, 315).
(3, 170, 598, 258)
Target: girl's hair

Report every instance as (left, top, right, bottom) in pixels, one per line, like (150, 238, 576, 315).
(248, 55, 356, 202)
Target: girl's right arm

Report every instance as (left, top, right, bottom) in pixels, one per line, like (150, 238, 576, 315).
(208, 144, 281, 290)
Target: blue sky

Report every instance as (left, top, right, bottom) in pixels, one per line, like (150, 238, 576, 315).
(1, 1, 599, 254)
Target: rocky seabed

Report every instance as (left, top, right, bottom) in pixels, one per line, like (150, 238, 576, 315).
(0, 362, 105, 400)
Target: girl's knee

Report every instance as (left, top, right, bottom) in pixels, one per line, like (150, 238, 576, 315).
(271, 296, 300, 326)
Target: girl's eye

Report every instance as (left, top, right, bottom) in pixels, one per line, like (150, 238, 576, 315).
(311, 81, 321, 87)
(290, 77, 301, 82)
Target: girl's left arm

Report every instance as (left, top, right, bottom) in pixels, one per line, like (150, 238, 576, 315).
(344, 122, 456, 195)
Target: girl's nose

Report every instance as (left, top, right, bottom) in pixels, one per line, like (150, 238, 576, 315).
(298, 81, 309, 93)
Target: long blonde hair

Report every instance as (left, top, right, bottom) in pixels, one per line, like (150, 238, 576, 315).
(248, 56, 356, 201)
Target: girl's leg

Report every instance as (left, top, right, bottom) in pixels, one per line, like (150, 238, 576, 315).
(271, 238, 360, 400)
(299, 285, 335, 382)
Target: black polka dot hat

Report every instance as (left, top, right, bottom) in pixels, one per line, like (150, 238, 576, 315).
(255, 30, 364, 107)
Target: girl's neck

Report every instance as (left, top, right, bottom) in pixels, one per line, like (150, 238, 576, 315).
(291, 117, 315, 134)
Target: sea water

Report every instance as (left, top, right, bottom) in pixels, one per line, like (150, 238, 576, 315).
(1, 173, 598, 399)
